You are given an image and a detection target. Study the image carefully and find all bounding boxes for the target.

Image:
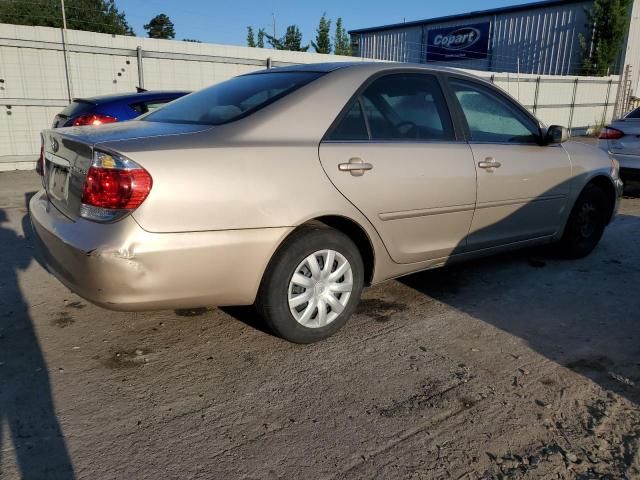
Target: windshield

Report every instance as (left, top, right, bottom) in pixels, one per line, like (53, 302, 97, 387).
(143, 71, 323, 125)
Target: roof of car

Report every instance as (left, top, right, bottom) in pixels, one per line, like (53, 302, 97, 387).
(74, 90, 191, 105)
(250, 61, 461, 75)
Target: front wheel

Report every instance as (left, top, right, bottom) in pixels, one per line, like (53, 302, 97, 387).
(557, 184, 608, 258)
(256, 225, 364, 343)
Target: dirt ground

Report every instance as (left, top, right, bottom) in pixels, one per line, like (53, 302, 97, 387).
(0, 170, 639, 480)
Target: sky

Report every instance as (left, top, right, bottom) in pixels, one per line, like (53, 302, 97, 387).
(116, 0, 536, 46)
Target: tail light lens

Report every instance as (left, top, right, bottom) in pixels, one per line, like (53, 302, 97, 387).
(72, 113, 117, 127)
(80, 150, 152, 222)
(599, 127, 624, 140)
(36, 138, 44, 176)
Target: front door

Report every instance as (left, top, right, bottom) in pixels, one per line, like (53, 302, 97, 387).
(319, 73, 477, 264)
(447, 77, 572, 250)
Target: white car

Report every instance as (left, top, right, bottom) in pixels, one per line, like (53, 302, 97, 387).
(599, 107, 640, 183)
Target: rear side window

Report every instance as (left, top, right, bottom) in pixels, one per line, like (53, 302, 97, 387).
(329, 101, 368, 141)
(626, 107, 640, 119)
(450, 79, 540, 143)
(60, 100, 95, 117)
(328, 73, 454, 142)
(144, 72, 323, 125)
(130, 99, 174, 115)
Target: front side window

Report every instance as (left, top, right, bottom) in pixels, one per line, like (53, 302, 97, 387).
(144, 72, 323, 125)
(328, 73, 454, 141)
(450, 78, 540, 143)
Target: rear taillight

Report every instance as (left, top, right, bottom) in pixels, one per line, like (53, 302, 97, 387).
(36, 138, 44, 176)
(599, 127, 624, 140)
(72, 113, 117, 127)
(80, 150, 152, 222)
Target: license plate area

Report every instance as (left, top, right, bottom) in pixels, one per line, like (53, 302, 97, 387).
(45, 159, 70, 203)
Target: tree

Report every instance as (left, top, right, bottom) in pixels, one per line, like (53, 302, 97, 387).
(144, 13, 175, 39)
(0, 0, 134, 35)
(266, 25, 309, 51)
(247, 26, 266, 48)
(311, 13, 331, 54)
(334, 17, 352, 56)
(580, 0, 631, 76)
(247, 26, 256, 47)
(257, 28, 266, 48)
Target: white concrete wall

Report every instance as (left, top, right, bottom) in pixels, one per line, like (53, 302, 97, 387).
(0, 23, 621, 171)
(462, 69, 620, 131)
(0, 24, 360, 169)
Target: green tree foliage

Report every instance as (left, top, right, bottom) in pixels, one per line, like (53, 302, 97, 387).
(257, 28, 266, 48)
(580, 0, 631, 76)
(334, 17, 352, 56)
(0, 0, 134, 35)
(311, 13, 331, 54)
(144, 13, 175, 39)
(266, 25, 309, 51)
(247, 26, 266, 48)
(247, 26, 256, 47)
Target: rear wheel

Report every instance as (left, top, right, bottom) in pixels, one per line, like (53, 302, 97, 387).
(557, 184, 608, 258)
(256, 225, 364, 343)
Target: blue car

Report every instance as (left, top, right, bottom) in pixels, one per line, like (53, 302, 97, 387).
(52, 89, 190, 128)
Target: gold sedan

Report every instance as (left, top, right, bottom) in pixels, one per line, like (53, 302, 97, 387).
(30, 62, 623, 343)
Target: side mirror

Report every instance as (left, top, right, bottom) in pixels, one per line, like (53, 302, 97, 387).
(544, 125, 570, 144)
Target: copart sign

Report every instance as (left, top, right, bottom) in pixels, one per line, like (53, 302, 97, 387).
(426, 22, 490, 62)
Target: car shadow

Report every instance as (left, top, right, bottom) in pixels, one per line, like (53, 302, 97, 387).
(0, 193, 75, 479)
(399, 213, 640, 406)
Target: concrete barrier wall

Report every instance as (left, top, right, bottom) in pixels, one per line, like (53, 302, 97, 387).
(0, 23, 621, 170)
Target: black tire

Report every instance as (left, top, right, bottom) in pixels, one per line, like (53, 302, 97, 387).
(557, 184, 609, 258)
(256, 225, 364, 344)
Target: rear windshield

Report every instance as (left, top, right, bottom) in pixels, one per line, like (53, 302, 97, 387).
(627, 107, 640, 119)
(60, 100, 96, 117)
(143, 72, 323, 125)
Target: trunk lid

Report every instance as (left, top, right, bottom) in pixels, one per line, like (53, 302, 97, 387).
(42, 120, 211, 220)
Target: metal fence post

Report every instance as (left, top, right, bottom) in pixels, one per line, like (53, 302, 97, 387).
(601, 79, 613, 127)
(533, 76, 541, 114)
(568, 77, 579, 132)
(136, 46, 145, 89)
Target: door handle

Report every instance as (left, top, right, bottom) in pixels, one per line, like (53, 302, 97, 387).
(338, 158, 373, 176)
(478, 157, 502, 170)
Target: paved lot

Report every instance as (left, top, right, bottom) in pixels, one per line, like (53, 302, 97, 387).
(0, 170, 639, 480)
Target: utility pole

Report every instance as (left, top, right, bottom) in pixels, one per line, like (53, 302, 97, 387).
(60, 0, 73, 101)
(272, 13, 276, 40)
(60, 0, 67, 29)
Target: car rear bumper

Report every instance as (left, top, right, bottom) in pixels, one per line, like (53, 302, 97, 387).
(610, 152, 640, 177)
(29, 190, 292, 311)
(620, 168, 640, 182)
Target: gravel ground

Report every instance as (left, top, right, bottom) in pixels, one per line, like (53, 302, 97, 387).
(0, 170, 639, 480)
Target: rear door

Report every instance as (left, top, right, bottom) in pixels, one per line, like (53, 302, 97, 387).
(446, 77, 572, 250)
(319, 72, 477, 264)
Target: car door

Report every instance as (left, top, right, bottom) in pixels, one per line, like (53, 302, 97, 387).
(446, 77, 572, 250)
(319, 72, 477, 264)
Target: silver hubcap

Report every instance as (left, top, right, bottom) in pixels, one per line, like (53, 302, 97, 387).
(288, 250, 353, 328)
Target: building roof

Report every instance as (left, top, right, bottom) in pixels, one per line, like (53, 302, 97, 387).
(349, 0, 590, 34)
